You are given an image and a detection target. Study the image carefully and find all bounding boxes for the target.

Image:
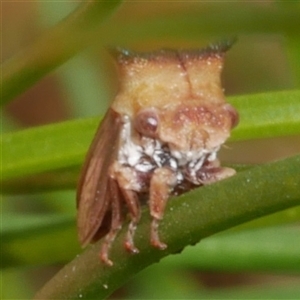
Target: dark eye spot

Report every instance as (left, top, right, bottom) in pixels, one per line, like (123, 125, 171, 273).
(223, 104, 239, 128)
(134, 108, 159, 138)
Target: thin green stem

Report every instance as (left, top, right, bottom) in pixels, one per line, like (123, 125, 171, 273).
(2, 90, 300, 181)
(1, 0, 122, 105)
(34, 154, 300, 299)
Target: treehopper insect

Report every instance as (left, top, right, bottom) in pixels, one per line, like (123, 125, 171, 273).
(77, 41, 239, 266)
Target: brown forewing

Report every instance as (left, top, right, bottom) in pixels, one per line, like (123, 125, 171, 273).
(76, 108, 122, 247)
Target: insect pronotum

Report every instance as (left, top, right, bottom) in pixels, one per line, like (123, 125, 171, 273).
(76, 41, 239, 266)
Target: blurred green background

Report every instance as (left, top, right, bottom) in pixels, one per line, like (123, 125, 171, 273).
(2, 1, 300, 299)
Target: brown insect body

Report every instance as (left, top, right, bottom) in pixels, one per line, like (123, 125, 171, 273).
(77, 42, 239, 266)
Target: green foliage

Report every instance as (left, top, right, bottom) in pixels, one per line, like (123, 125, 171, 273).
(1, 1, 300, 299)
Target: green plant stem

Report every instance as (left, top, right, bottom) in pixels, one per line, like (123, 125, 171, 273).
(229, 90, 300, 141)
(1, 214, 77, 268)
(102, 4, 300, 44)
(34, 154, 300, 299)
(1, 0, 122, 105)
(2, 4, 300, 106)
(2, 206, 300, 269)
(2, 90, 300, 181)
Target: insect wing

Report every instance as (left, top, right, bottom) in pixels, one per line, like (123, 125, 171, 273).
(77, 108, 121, 247)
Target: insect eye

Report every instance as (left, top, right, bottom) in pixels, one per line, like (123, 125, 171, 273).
(134, 108, 159, 138)
(223, 104, 239, 128)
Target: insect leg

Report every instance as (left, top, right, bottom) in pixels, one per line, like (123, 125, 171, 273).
(149, 167, 177, 250)
(110, 161, 144, 254)
(120, 189, 141, 254)
(100, 178, 123, 266)
(196, 159, 236, 185)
